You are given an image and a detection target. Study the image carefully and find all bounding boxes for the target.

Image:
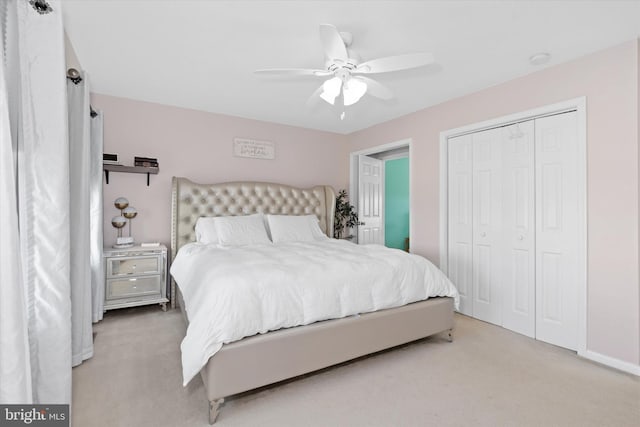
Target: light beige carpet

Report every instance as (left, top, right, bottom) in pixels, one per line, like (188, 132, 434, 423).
(72, 306, 640, 427)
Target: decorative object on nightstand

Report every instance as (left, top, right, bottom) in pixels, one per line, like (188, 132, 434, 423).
(103, 244, 168, 312)
(111, 215, 128, 246)
(122, 206, 137, 240)
(112, 197, 137, 248)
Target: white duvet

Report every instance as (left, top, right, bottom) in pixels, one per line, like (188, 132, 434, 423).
(170, 239, 459, 385)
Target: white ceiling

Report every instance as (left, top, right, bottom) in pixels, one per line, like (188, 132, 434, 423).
(61, 1, 640, 135)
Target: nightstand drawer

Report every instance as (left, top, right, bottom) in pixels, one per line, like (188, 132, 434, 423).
(108, 256, 161, 277)
(107, 276, 161, 300)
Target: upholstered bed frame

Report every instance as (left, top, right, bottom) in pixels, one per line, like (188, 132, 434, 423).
(170, 177, 454, 424)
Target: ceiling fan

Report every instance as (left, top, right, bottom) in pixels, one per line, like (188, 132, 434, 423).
(255, 24, 434, 113)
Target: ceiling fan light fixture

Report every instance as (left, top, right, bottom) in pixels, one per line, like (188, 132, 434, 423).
(343, 78, 367, 106)
(320, 76, 342, 105)
(319, 92, 336, 105)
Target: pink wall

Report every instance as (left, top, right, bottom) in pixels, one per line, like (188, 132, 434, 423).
(93, 94, 349, 247)
(348, 40, 640, 366)
(94, 40, 639, 368)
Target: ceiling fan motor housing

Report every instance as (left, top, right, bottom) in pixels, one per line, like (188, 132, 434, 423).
(327, 60, 358, 79)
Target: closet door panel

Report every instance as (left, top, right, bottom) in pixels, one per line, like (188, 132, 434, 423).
(501, 121, 535, 337)
(472, 128, 502, 326)
(535, 111, 579, 351)
(447, 134, 473, 315)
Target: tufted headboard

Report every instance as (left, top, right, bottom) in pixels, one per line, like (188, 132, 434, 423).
(170, 177, 336, 305)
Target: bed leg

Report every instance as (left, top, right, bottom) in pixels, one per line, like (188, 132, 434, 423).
(209, 398, 224, 424)
(447, 329, 453, 343)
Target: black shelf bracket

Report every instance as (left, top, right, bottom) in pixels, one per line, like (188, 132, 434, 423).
(103, 164, 159, 187)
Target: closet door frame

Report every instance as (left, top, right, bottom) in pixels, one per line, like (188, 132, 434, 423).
(438, 97, 587, 355)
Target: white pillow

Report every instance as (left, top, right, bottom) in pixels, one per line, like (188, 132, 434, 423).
(267, 215, 328, 243)
(214, 214, 271, 246)
(308, 217, 329, 241)
(194, 217, 220, 244)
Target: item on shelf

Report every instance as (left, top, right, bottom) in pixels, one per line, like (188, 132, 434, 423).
(112, 197, 137, 248)
(103, 153, 119, 165)
(134, 156, 159, 168)
(141, 242, 160, 247)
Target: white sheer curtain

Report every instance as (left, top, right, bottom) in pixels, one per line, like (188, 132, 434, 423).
(0, 0, 71, 403)
(68, 71, 95, 366)
(90, 109, 105, 322)
(0, 1, 31, 403)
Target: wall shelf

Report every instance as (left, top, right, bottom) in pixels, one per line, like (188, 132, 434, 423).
(103, 164, 159, 186)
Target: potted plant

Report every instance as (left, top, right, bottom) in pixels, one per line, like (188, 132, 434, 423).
(334, 189, 360, 239)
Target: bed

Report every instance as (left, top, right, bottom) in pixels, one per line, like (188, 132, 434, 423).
(170, 177, 458, 424)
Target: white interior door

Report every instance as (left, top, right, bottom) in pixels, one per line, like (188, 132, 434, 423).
(501, 121, 536, 337)
(472, 128, 503, 326)
(535, 111, 579, 350)
(447, 134, 473, 315)
(357, 155, 384, 245)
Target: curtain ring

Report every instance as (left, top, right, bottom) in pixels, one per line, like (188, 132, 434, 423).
(67, 68, 83, 84)
(29, 0, 53, 15)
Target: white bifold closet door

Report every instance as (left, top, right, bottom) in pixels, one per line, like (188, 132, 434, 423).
(447, 135, 473, 315)
(471, 127, 503, 326)
(534, 112, 579, 351)
(447, 111, 579, 350)
(448, 127, 504, 325)
(501, 120, 535, 338)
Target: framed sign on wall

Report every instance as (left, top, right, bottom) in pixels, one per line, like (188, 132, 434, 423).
(233, 138, 275, 160)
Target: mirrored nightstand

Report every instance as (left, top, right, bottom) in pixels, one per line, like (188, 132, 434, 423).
(103, 244, 168, 312)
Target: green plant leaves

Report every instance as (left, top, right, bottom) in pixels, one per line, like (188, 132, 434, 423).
(334, 189, 359, 239)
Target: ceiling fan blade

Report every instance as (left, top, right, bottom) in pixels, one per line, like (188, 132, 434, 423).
(319, 24, 348, 62)
(305, 83, 325, 108)
(354, 52, 434, 74)
(254, 68, 331, 77)
(353, 76, 394, 100)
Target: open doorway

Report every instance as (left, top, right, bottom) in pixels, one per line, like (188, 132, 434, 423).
(384, 156, 409, 250)
(349, 139, 412, 250)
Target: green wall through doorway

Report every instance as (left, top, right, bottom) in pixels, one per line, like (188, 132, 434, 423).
(384, 157, 409, 250)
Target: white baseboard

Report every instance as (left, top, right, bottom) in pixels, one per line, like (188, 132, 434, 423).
(579, 350, 640, 376)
